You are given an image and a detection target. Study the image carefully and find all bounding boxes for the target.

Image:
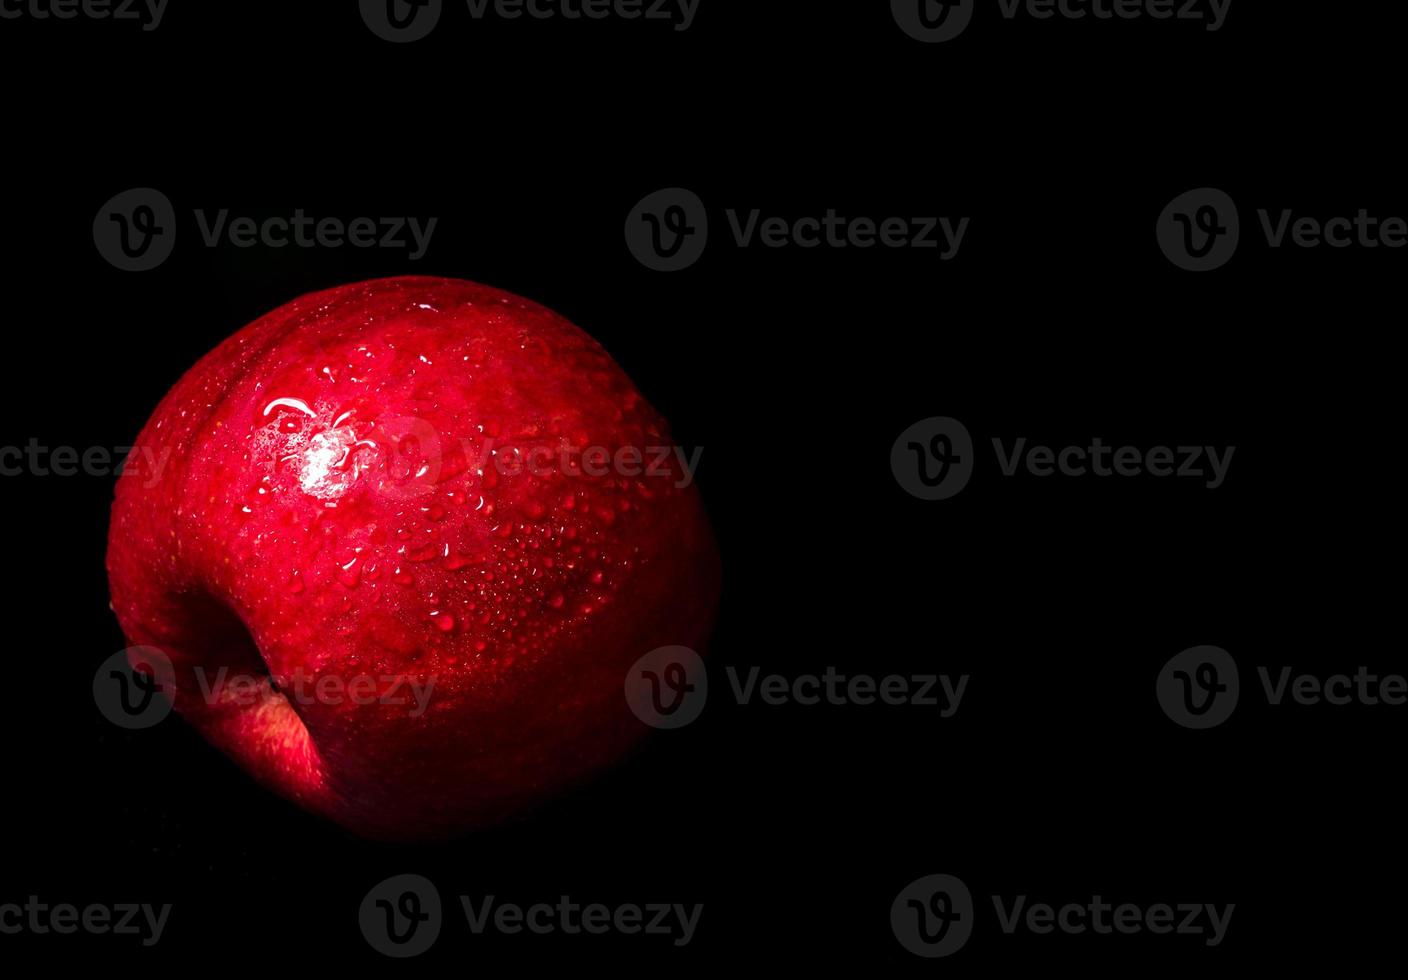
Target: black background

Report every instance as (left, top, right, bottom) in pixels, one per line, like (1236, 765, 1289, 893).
(2, 0, 1401, 969)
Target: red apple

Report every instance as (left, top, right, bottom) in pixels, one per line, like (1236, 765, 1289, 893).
(106, 276, 720, 841)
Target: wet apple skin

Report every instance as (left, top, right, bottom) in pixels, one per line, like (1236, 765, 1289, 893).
(107, 276, 720, 840)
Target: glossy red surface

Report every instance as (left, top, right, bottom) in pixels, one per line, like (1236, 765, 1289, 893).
(106, 276, 719, 840)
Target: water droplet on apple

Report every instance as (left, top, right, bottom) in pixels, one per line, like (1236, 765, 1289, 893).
(338, 557, 361, 588)
(262, 396, 316, 422)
